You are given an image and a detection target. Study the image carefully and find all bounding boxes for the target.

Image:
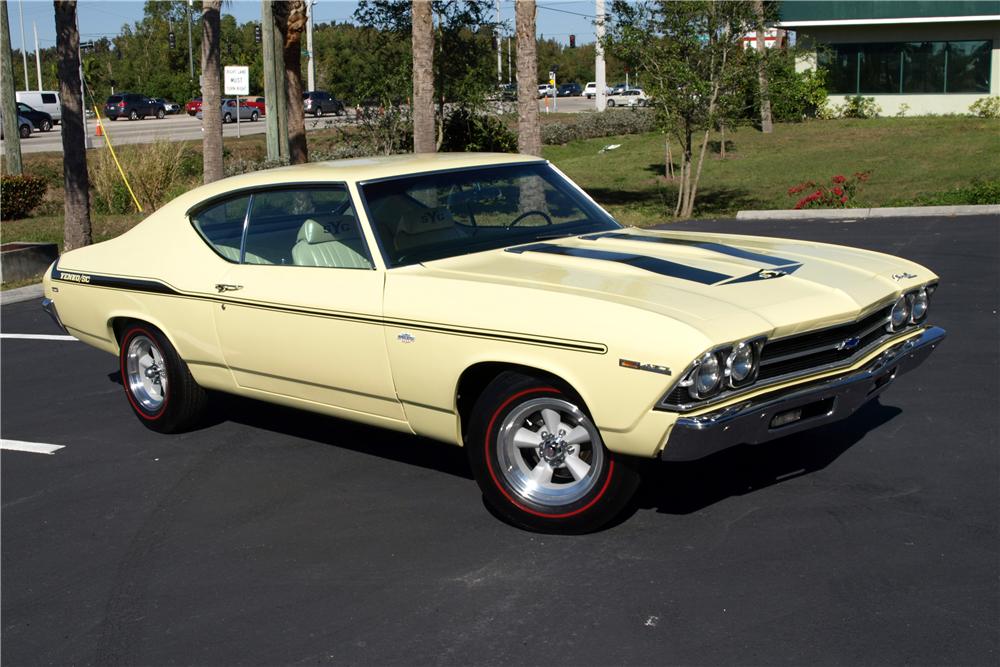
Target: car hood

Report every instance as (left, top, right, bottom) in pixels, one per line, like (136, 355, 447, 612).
(416, 228, 934, 339)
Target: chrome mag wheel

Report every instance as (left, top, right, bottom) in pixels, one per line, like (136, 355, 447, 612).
(496, 397, 605, 508)
(125, 334, 168, 413)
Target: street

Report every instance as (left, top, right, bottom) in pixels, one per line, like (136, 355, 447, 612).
(2, 215, 997, 665)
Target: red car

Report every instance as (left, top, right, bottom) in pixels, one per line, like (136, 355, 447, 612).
(185, 97, 202, 116)
(243, 96, 266, 116)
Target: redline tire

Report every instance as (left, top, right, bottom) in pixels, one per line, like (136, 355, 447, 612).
(466, 372, 638, 533)
(119, 323, 207, 434)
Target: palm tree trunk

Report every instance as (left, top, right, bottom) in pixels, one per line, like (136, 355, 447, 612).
(201, 0, 223, 183)
(754, 0, 772, 133)
(54, 0, 91, 250)
(276, 0, 308, 163)
(2, 0, 23, 175)
(411, 0, 435, 153)
(515, 0, 540, 156)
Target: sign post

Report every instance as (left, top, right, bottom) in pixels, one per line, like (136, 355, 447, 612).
(224, 65, 249, 138)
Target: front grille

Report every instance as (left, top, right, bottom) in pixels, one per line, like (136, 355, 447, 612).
(757, 305, 892, 381)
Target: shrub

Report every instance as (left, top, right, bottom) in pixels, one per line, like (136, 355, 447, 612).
(1, 174, 47, 220)
(787, 171, 870, 209)
(837, 95, 881, 119)
(968, 96, 1000, 119)
(441, 106, 517, 153)
(767, 63, 829, 121)
(90, 139, 196, 214)
(541, 108, 658, 145)
(898, 179, 1000, 206)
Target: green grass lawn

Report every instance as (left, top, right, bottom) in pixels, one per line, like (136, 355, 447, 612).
(544, 116, 1000, 225)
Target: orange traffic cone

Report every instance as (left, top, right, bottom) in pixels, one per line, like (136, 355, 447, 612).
(96, 124, 103, 137)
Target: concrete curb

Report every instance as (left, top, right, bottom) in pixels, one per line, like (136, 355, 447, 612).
(0, 283, 43, 305)
(736, 204, 1000, 220)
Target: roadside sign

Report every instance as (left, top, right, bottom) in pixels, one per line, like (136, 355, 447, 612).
(224, 66, 250, 96)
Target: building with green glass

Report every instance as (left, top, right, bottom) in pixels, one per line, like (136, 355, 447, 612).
(779, 1, 999, 114)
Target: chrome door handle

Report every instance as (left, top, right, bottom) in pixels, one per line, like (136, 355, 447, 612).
(215, 283, 243, 293)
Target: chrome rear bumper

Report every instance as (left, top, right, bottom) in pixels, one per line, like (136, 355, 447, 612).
(41, 297, 68, 334)
(661, 326, 946, 461)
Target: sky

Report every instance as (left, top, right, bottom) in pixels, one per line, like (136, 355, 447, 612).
(10, 0, 601, 55)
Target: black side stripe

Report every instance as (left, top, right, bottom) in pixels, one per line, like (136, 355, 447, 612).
(580, 231, 796, 267)
(506, 243, 732, 285)
(49, 263, 606, 354)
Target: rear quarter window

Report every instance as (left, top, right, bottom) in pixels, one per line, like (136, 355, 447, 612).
(190, 195, 251, 262)
(41, 93, 57, 104)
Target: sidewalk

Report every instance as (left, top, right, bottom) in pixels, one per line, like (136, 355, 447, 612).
(0, 284, 43, 305)
(737, 204, 1000, 220)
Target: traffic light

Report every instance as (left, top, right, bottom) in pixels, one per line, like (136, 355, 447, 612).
(254, 24, 262, 44)
(569, 34, 576, 48)
(168, 31, 176, 49)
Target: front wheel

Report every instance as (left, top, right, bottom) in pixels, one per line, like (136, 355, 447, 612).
(156, 108, 165, 119)
(119, 323, 207, 433)
(467, 372, 638, 533)
(39, 119, 52, 132)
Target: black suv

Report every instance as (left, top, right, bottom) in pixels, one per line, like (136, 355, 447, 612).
(15, 102, 53, 131)
(104, 93, 166, 121)
(302, 91, 345, 117)
(557, 83, 583, 97)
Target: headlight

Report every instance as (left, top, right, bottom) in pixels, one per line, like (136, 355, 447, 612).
(910, 288, 929, 323)
(889, 295, 911, 331)
(727, 342, 756, 385)
(689, 352, 722, 399)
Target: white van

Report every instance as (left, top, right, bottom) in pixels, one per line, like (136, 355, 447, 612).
(16, 91, 61, 123)
(583, 82, 612, 99)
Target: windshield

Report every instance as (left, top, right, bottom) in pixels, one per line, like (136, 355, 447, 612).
(360, 162, 621, 267)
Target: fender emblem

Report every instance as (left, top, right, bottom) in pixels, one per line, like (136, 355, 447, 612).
(757, 269, 786, 280)
(397, 332, 416, 344)
(892, 272, 917, 281)
(836, 336, 861, 351)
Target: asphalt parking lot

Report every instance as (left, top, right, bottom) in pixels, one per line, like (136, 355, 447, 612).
(2, 214, 997, 665)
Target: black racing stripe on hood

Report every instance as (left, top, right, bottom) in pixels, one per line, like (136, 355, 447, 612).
(580, 232, 795, 267)
(506, 243, 732, 285)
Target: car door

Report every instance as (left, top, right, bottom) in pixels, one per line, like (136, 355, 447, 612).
(195, 185, 403, 421)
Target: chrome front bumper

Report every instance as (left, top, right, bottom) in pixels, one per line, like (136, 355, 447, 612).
(661, 326, 946, 461)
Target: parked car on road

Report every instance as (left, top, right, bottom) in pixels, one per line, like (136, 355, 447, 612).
(105, 93, 166, 120)
(42, 152, 945, 533)
(196, 98, 259, 123)
(244, 96, 266, 115)
(15, 102, 53, 132)
(155, 98, 182, 114)
(606, 88, 650, 107)
(15, 90, 61, 123)
(611, 82, 628, 95)
(537, 84, 555, 98)
(1, 113, 34, 139)
(302, 91, 345, 117)
(186, 97, 202, 116)
(557, 83, 583, 97)
(583, 82, 612, 99)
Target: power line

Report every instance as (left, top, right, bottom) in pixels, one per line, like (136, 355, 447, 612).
(536, 4, 595, 19)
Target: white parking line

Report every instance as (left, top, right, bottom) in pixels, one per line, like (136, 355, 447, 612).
(0, 440, 66, 455)
(0, 333, 78, 341)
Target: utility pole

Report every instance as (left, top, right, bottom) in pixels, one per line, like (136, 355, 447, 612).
(507, 36, 511, 84)
(76, 8, 91, 149)
(261, 0, 287, 161)
(495, 0, 501, 83)
(17, 0, 26, 89)
(187, 0, 194, 79)
(1, 0, 23, 174)
(32, 21, 39, 90)
(595, 0, 606, 112)
(306, 0, 315, 91)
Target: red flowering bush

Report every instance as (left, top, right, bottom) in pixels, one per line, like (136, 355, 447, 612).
(787, 171, 870, 209)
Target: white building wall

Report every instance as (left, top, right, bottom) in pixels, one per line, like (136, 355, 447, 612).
(791, 20, 999, 115)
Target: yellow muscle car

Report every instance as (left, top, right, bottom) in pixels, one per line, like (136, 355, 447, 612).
(42, 153, 945, 532)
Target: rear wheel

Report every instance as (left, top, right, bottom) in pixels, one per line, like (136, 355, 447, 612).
(18, 123, 30, 138)
(129, 109, 139, 120)
(467, 372, 638, 533)
(314, 106, 323, 117)
(250, 111, 259, 122)
(223, 112, 233, 123)
(119, 324, 207, 433)
(607, 99, 616, 107)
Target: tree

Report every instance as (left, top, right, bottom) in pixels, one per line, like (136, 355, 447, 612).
(411, 0, 434, 153)
(753, 0, 772, 133)
(605, 0, 756, 217)
(54, 0, 92, 249)
(515, 0, 539, 156)
(201, 0, 223, 183)
(274, 0, 308, 163)
(1, 0, 22, 175)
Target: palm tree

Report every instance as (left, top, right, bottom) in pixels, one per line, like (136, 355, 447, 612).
(54, 0, 92, 249)
(411, 0, 434, 153)
(515, 0, 539, 155)
(201, 0, 223, 183)
(2, 0, 23, 175)
(274, 0, 308, 163)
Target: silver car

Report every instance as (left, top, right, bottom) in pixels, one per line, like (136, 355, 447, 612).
(196, 98, 259, 123)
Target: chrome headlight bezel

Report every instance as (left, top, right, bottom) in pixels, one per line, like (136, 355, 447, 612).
(677, 336, 766, 401)
(888, 283, 936, 332)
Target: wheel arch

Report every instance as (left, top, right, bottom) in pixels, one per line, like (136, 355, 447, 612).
(108, 313, 182, 357)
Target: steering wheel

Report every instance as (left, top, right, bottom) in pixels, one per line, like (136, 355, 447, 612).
(507, 210, 553, 228)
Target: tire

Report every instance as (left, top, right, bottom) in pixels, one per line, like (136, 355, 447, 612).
(19, 124, 31, 138)
(119, 323, 207, 433)
(129, 109, 139, 120)
(314, 106, 323, 117)
(466, 372, 639, 533)
(156, 108, 165, 119)
(109, 116, 118, 121)
(607, 99, 616, 107)
(223, 112, 233, 123)
(39, 119, 52, 132)
(250, 111, 258, 122)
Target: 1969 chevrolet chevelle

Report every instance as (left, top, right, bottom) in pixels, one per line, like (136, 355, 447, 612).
(42, 153, 945, 532)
